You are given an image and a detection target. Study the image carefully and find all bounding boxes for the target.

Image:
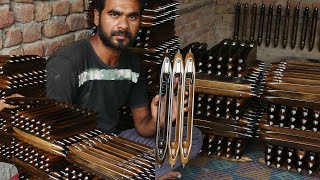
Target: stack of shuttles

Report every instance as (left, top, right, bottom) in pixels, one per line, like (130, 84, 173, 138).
(0, 55, 46, 166)
(139, 1, 177, 87)
(0, 54, 155, 179)
(182, 39, 265, 160)
(0, 55, 46, 98)
(0, 97, 155, 179)
(137, 0, 181, 98)
(1, 97, 98, 179)
(66, 131, 155, 180)
(11, 140, 95, 180)
(0, 55, 46, 162)
(260, 59, 320, 175)
(133, 0, 180, 59)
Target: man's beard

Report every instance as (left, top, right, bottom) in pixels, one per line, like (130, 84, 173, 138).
(97, 25, 134, 50)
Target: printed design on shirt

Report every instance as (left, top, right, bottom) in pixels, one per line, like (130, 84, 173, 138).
(78, 68, 140, 87)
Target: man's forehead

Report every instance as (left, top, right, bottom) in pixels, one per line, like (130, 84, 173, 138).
(104, 0, 141, 11)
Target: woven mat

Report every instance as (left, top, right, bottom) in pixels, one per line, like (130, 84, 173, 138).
(176, 139, 320, 180)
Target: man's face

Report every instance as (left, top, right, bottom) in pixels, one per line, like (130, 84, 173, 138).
(95, 0, 141, 50)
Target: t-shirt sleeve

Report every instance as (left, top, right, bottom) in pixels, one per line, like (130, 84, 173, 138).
(46, 56, 78, 104)
(128, 59, 149, 109)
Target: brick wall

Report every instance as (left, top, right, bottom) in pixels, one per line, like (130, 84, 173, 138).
(175, 0, 320, 63)
(0, 0, 93, 57)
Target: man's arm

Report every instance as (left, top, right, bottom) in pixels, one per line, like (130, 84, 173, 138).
(131, 92, 181, 137)
(131, 95, 160, 137)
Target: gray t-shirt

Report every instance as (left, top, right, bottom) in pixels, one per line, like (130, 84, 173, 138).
(46, 38, 149, 132)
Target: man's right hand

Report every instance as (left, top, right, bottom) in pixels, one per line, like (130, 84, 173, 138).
(0, 94, 24, 111)
(151, 94, 161, 126)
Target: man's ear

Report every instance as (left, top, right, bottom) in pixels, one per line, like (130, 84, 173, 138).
(94, 9, 100, 26)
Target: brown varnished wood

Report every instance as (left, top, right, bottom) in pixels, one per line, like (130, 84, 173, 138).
(265, 89, 320, 102)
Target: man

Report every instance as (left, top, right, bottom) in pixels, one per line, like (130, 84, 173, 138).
(46, 0, 203, 179)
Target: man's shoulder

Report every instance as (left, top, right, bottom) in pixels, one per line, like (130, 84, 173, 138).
(49, 38, 89, 61)
(47, 39, 88, 63)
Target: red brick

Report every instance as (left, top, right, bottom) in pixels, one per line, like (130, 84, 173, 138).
(22, 22, 41, 43)
(22, 41, 44, 56)
(0, 46, 24, 55)
(4, 27, 22, 48)
(43, 38, 61, 56)
(43, 18, 70, 38)
(66, 14, 86, 31)
(34, 1, 51, 22)
(0, 10, 14, 28)
(52, 0, 71, 16)
(0, 0, 9, 4)
(70, 0, 84, 13)
(14, 0, 33, 3)
(75, 29, 92, 41)
(12, 3, 34, 23)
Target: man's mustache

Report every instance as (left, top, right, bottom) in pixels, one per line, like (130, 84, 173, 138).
(111, 30, 133, 39)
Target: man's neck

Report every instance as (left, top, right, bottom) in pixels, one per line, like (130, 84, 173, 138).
(89, 35, 121, 67)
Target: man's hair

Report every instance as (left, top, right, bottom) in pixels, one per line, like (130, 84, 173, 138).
(94, 0, 145, 13)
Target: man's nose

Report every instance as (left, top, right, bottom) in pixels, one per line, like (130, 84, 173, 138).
(117, 16, 129, 30)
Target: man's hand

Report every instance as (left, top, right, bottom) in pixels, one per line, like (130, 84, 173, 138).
(151, 94, 168, 128)
(150, 93, 172, 129)
(151, 94, 160, 123)
(0, 94, 24, 111)
(150, 91, 188, 129)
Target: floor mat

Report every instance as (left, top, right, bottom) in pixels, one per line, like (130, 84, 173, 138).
(176, 139, 320, 180)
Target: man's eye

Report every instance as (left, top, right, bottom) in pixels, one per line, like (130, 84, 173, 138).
(109, 13, 118, 18)
(129, 16, 137, 21)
